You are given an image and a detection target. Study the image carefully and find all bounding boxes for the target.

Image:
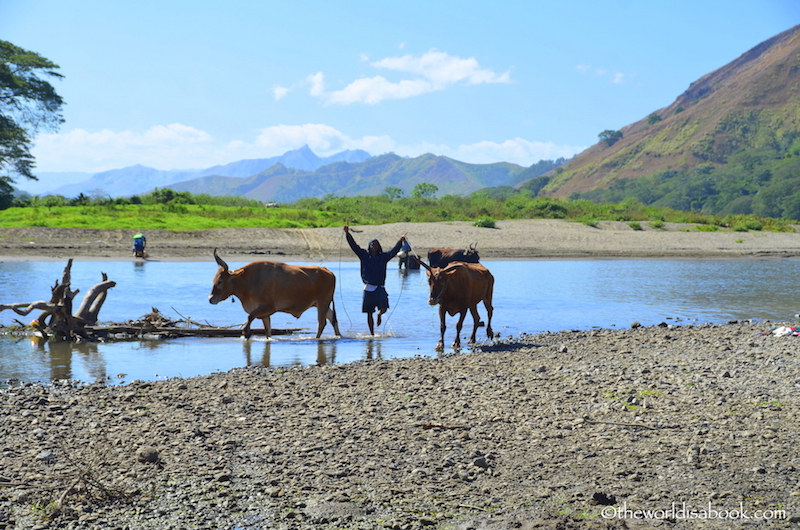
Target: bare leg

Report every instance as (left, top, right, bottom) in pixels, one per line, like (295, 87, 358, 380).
(367, 312, 375, 335)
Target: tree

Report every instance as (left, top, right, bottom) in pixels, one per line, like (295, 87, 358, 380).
(384, 186, 404, 200)
(0, 40, 64, 184)
(598, 129, 623, 147)
(412, 182, 438, 199)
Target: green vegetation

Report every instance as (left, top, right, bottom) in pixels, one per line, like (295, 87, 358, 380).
(598, 129, 623, 147)
(0, 40, 64, 198)
(570, 141, 800, 220)
(0, 187, 793, 233)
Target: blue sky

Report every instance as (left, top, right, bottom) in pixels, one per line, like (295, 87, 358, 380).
(2, 0, 799, 180)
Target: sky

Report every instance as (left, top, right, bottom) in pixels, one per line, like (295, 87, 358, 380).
(2, 0, 799, 183)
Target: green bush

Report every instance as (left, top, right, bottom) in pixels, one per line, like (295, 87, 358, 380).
(474, 217, 496, 228)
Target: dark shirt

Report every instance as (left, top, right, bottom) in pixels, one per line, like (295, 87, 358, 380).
(346, 233, 402, 286)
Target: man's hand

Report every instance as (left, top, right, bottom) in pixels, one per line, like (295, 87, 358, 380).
(344, 225, 350, 234)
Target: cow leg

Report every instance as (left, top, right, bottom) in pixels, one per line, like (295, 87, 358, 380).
(243, 315, 256, 339)
(436, 306, 447, 351)
(453, 310, 468, 349)
(262, 316, 272, 339)
(327, 304, 341, 337)
(315, 305, 327, 338)
(484, 299, 494, 340)
(468, 306, 481, 344)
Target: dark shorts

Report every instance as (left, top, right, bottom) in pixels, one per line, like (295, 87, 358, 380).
(362, 286, 389, 313)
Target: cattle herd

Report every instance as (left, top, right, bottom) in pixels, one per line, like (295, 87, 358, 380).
(209, 244, 494, 350)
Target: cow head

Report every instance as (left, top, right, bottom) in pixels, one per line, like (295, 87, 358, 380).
(464, 243, 479, 260)
(209, 249, 234, 305)
(419, 260, 447, 306)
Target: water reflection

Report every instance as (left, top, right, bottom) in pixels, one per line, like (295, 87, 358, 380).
(240, 339, 340, 367)
(364, 339, 383, 361)
(242, 340, 269, 367)
(30, 338, 108, 382)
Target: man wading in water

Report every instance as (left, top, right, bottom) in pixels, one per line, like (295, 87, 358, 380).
(344, 225, 407, 335)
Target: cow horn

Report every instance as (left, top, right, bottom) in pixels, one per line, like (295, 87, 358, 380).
(213, 248, 229, 271)
(419, 260, 432, 271)
(469, 242, 477, 251)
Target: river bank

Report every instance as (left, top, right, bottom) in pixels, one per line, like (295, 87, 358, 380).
(2, 219, 800, 261)
(0, 320, 798, 529)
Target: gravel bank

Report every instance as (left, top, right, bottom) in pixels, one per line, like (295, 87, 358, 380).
(1, 320, 798, 529)
(3, 219, 800, 261)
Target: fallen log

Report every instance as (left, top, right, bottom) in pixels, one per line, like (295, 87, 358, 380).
(84, 325, 302, 339)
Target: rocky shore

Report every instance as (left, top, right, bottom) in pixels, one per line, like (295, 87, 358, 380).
(1, 320, 798, 529)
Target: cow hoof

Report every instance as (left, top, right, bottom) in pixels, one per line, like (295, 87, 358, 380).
(435, 342, 444, 351)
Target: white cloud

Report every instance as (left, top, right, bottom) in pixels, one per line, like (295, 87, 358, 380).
(32, 124, 216, 172)
(31, 122, 583, 174)
(307, 72, 326, 97)
(327, 76, 432, 105)
(576, 63, 631, 85)
(373, 51, 510, 87)
(273, 85, 290, 101)
(310, 50, 511, 105)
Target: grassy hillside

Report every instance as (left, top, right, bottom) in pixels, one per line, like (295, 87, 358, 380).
(530, 24, 800, 219)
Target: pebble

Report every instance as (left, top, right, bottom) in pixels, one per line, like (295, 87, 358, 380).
(0, 321, 797, 529)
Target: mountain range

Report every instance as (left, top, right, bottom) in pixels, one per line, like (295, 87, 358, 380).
(168, 152, 542, 202)
(24, 145, 559, 202)
(34, 145, 371, 198)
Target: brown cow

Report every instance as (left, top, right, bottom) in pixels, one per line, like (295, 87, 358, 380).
(427, 243, 479, 268)
(419, 260, 494, 350)
(209, 249, 341, 339)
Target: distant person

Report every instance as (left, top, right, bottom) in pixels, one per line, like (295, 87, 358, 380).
(132, 233, 147, 258)
(344, 225, 406, 335)
(398, 239, 412, 269)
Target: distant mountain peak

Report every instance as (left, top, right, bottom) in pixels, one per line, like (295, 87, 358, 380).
(43, 146, 372, 198)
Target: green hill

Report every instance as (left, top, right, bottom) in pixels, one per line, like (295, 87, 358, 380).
(525, 24, 800, 220)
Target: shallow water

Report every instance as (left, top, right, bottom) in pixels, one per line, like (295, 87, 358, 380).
(2, 258, 799, 384)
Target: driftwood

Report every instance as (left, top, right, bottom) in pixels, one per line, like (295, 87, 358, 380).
(0, 259, 116, 341)
(100, 307, 301, 339)
(85, 325, 300, 340)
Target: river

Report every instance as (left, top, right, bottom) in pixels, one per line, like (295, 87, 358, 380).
(1, 258, 798, 384)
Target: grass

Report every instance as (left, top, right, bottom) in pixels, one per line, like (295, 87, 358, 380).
(0, 204, 343, 230)
(1, 191, 795, 233)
